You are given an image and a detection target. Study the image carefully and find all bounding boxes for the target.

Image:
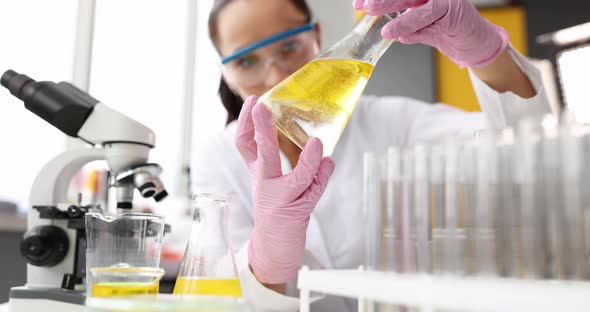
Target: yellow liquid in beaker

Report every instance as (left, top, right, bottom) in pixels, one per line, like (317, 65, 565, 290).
(92, 282, 159, 297)
(260, 58, 374, 156)
(89, 266, 163, 298)
(173, 277, 242, 297)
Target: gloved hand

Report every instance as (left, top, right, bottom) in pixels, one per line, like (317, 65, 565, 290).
(353, 0, 509, 68)
(235, 95, 336, 284)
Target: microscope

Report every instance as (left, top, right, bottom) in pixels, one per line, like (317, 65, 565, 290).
(1, 70, 168, 311)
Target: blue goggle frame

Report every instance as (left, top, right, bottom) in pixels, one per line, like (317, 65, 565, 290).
(221, 22, 315, 65)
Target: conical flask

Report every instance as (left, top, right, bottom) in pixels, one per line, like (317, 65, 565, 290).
(174, 194, 242, 297)
(259, 13, 401, 156)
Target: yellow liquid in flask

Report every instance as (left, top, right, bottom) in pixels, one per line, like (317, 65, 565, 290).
(92, 282, 159, 297)
(173, 277, 242, 297)
(259, 59, 374, 156)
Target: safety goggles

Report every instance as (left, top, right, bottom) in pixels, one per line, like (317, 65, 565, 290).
(220, 22, 319, 88)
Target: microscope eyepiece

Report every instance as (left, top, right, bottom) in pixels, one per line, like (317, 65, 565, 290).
(1, 70, 36, 101)
(1, 70, 19, 88)
(1, 70, 21, 88)
(1, 69, 99, 137)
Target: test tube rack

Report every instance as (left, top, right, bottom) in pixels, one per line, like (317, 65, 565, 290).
(298, 266, 590, 312)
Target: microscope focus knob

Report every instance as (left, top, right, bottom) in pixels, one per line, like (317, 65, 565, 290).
(21, 226, 69, 267)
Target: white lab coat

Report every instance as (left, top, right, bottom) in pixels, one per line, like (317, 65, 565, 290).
(191, 48, 550, 311)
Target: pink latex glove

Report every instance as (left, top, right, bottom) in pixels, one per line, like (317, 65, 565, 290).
(353, 0, 509, 68)
(235, 95, 336, 284)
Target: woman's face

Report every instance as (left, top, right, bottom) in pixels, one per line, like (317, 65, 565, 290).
(216, 0, 321, 99)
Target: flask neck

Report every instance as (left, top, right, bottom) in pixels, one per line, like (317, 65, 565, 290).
(193, 204, 226, 231)
(192, 195, 228, 227)
(318, 13, 398, 65)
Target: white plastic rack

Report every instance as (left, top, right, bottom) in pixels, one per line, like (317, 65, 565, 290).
(298, 267, 590, 312)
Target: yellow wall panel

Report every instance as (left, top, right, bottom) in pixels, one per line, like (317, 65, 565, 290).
(436, 6, 528, 111)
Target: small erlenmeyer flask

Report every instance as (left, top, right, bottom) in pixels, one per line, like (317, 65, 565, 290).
(174, 194, 242, 297)
(259, 13, 402, 156)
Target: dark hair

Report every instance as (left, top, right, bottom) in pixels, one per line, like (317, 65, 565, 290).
(208, 0, 313, 125)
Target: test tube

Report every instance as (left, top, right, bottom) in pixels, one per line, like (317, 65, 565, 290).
(362, 152, 382, 271)
(459, 143, 476, 275)
(582, 133, 590, 280)
(443, 138, 461, 275)
(579, 128, 590, 279)
(515, 118, 545, 278)
(383, 147, 405, 312)
(474, 131, 498, 276)
(560, 122, 586, 279)
(430, 145, 445, 229)
(385, 147, 402, 273)
(541, 116, 568, 279)
(413, 145, 432, 274)
(496, 129, 516, 277)
(401, 149, 416, 273)
(429, 145, 446, 274)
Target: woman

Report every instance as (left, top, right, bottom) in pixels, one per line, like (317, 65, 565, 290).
(193, 0, 549, 310)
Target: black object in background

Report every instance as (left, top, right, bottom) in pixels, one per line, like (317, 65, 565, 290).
(525, 0, 590, 58)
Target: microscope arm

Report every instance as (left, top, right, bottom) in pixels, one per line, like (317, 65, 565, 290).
(78, 103, 155, 147)
(30, 148, 106, 207)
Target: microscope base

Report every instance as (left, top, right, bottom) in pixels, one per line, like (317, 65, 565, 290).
(8, 286, 84, 312)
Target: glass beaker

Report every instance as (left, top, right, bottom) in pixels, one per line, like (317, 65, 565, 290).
(259, 13, 402, 156)
(85, 212, 166, 298)
(174, 194, 242, 297)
